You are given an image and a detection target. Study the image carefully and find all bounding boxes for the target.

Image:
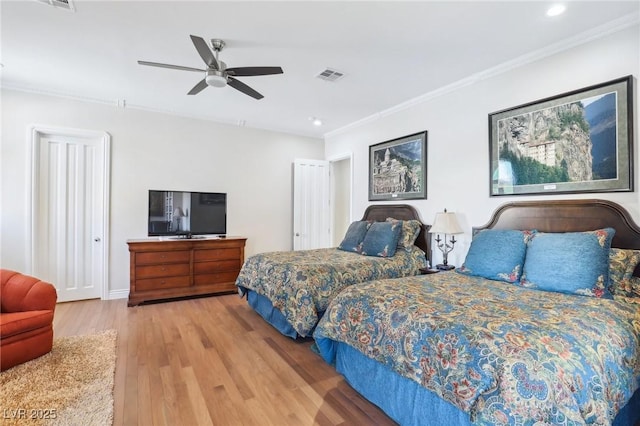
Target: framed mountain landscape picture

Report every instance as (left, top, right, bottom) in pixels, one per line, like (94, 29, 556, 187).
(489, 76, 633, 196)
(369, 131, 427, 201)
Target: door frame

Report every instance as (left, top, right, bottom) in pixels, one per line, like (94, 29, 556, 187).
(327, 152, 353, 245)
(26, 124, 111, 300)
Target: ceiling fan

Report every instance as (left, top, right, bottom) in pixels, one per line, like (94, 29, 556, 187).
(138, 35, 283, 100)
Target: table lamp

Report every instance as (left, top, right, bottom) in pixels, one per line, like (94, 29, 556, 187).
(430, 209, 463, 270)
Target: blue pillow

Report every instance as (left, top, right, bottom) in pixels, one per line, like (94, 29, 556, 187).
(338, 221, 371, 253)
(361, 221, 402, 257)
(456, 229, 534, 283)
(521, 228, 615, 298)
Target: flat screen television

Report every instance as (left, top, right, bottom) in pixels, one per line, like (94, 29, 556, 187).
(148, 190, 226, 238)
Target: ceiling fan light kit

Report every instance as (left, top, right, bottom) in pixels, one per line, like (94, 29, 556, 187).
(138, 35, 283, 100)
(206, 69, 227, 88)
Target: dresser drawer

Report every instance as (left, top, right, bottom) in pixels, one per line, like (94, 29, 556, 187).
(194, 270, 240, 286)
(194, 248, 239, 262)
(194, 260, 241, 274)
(136, 263, 190, 279)
(136, 276, 191, 291)
(136, 250, 190, 265)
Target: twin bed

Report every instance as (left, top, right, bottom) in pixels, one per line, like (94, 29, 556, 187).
(236, 204, 430, 338)
(236, 199, 640, 425)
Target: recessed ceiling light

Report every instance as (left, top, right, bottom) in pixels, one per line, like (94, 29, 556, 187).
(547, 4, 566, 17)
(309, 117, 323, 126)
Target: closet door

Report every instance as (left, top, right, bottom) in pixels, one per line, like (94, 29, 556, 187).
(293, 159, 330, 250)
(31, 126, 110, 302)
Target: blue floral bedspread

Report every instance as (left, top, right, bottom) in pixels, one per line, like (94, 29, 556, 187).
(236, 247, 427, 337)
(314, 272, 640, 425)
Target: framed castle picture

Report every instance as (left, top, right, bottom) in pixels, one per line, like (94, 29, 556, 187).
(489, 76, 633, 196)
(369, 131, 427, 201)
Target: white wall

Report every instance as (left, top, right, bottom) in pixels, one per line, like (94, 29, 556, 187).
(1, 90, 324, 298)
(325, 25, 640, 267)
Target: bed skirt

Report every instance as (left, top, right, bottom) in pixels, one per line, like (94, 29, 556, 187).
(318, 339, 640, 426)
(245, 289, 299, 339)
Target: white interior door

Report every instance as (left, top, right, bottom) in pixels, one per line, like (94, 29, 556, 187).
(293, 159, 330, 250)
(30, 126, 110, 302)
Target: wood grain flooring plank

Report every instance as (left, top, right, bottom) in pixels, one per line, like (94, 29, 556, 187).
(208, 384, 245, 425)
(221, 296, 255, 332)
(263, 336, 317, 384)
(181, 366, 214, 426)
(296, 381, 346, 425)
(136, 363, 154, 426)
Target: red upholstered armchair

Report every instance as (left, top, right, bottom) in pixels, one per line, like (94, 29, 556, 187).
(1, 269, 57, 371)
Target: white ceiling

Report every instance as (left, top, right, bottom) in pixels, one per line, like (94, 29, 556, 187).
(2, 1, 638, 139)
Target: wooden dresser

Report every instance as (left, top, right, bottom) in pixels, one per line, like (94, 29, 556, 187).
(127, 237, 246, 306)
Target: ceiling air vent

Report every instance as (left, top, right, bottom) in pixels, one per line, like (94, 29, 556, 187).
(316, 68, 345, 82)
(35, 0, 75, 11)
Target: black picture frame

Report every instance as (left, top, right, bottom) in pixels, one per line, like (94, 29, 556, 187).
(369, 131, 427, 201)
(489, 76, 633, 196)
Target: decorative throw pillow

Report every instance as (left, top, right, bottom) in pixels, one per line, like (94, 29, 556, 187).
(609, 248, 640, 297)
(386, 218, 421, 251)
(521, 228, 615, 298)
(456, 229, 534, 283)
(337, 221, 371, 253)
(361, 221, 402, 257)
(626, 277, 640, 298)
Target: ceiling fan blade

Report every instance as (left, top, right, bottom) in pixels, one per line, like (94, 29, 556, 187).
(138, 61, 205, 73)
(226, 66, 284, 77)
(228, 77, 264, 100)
(190, 35, 219, 70)
(187, 79, 208, 95)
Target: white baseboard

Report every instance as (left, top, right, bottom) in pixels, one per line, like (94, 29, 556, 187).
(107, 289, 129, 300)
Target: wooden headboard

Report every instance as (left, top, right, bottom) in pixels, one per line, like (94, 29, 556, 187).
(474, 199, 640, 250)
(360, 204, 430, 262)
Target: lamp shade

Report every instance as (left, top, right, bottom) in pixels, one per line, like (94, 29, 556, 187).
(173, 207, 185, 218)
(430, 211, 463, 234)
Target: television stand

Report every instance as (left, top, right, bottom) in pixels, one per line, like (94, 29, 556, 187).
(127, 237, 246, 306)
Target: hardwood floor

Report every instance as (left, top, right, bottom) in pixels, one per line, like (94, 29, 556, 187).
(53, 295, 396, 426)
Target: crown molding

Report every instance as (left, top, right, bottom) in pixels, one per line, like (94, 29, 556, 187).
(325, 13, 639, 139)
(0, 85, 322, 140)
